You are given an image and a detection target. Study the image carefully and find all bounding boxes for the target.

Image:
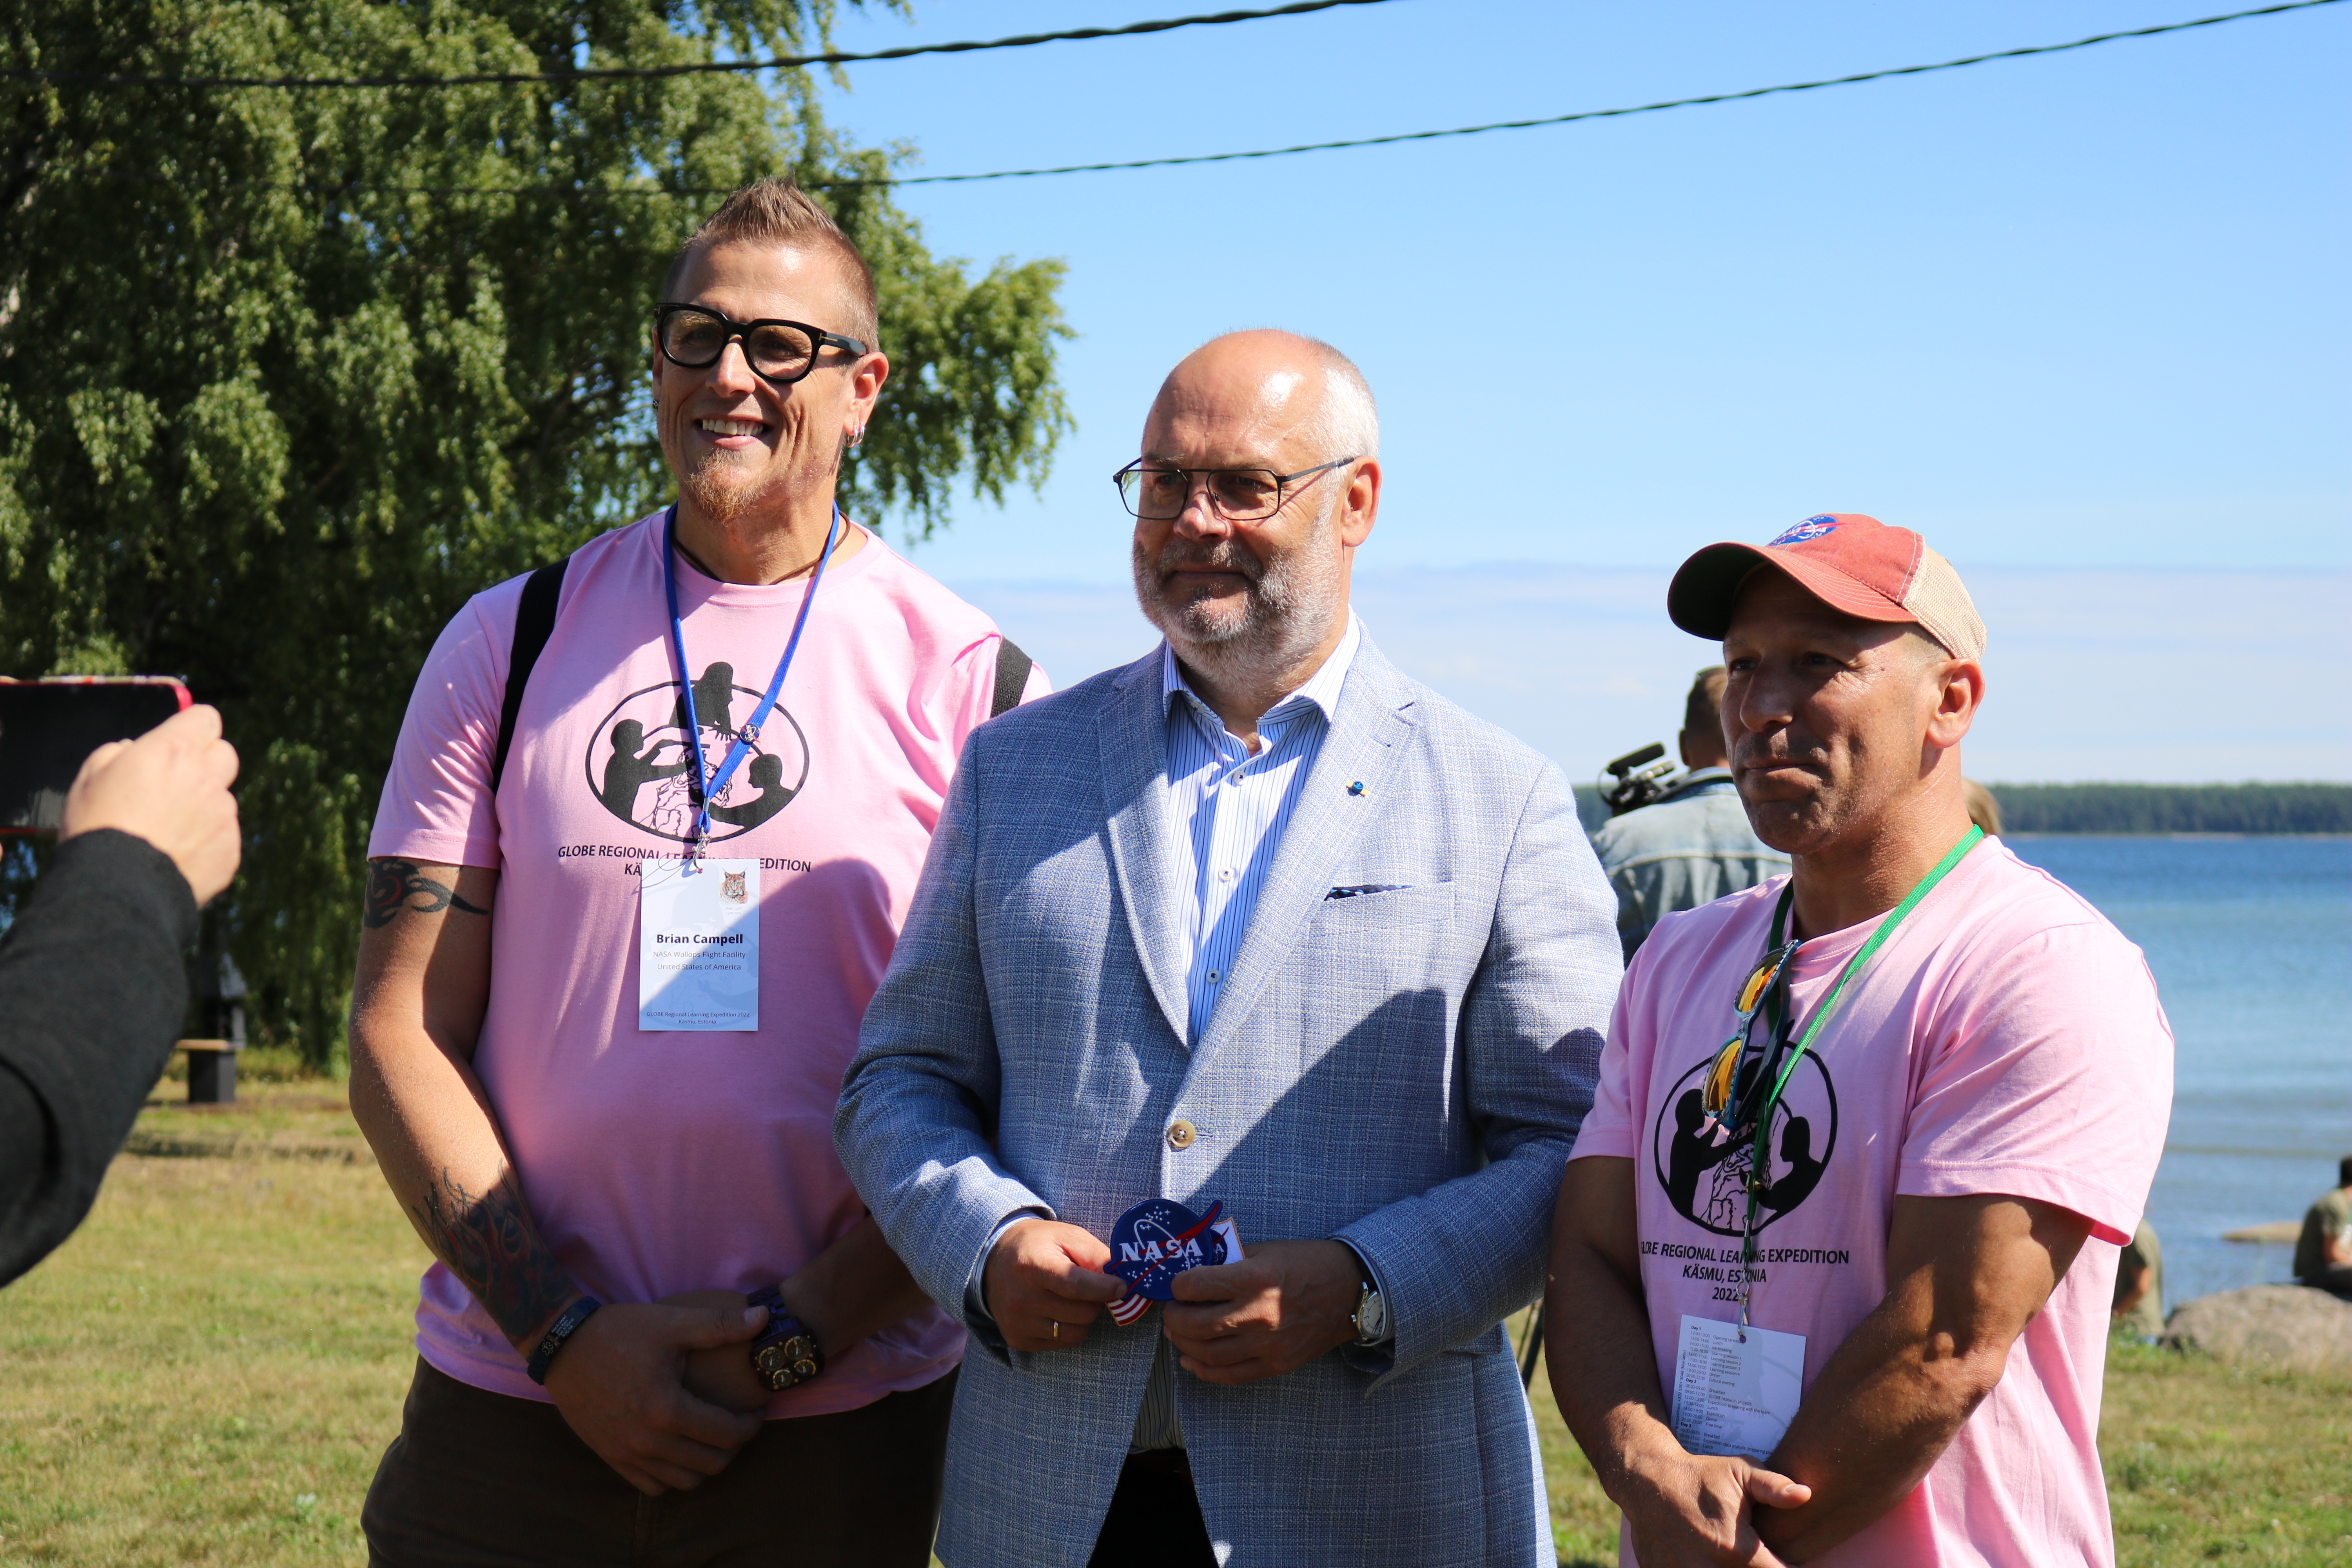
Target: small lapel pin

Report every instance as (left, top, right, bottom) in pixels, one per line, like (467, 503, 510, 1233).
(1347, 780, 1367, 797)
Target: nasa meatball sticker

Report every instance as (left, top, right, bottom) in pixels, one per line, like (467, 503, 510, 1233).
(1105, 1199, 1240, 1324)
(1768, 515, 1840, 546)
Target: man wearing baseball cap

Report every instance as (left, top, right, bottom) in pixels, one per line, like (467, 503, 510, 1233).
(1543, 514, 2173, 1566)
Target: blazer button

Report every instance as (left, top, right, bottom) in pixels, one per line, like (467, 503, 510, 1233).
(1167, 1119, 1197, 1150)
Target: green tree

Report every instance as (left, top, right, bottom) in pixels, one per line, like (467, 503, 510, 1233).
(0, 0, 1073, 1065)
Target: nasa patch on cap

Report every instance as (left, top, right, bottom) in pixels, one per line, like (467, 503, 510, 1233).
(1104, 1198, 1241, 1323)
(1767, 515, 1840, 546)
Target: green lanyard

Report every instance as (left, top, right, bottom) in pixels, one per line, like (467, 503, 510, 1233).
(1736, 824, 1984, 1328)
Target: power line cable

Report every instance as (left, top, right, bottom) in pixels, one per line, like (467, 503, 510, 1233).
(0, 0, 1396, 90)
(65, 0, 2344, 201)
(871, 0, 2347, 185)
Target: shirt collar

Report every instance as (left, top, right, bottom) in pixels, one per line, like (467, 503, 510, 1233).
(1161, 610, 1363, 730)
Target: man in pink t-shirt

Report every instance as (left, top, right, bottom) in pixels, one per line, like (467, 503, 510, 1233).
(1545, 515, 2171, 1567)
(349, 179, 1044, 1566)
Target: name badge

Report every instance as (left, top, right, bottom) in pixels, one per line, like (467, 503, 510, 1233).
(1105, 1198, 1241, 1325)
(1670, 1314, 1806, 1462)
(638, 857, 759, 1031)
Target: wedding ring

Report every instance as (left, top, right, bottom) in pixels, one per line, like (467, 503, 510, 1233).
(1051, 1320, 1060, 1339)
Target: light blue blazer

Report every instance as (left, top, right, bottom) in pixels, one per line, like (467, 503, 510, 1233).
(836, 634, 1621, 1568)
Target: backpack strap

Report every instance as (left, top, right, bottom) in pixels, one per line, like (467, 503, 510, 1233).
(989, 637, 1033, 720)
(491, 557, 570, 794)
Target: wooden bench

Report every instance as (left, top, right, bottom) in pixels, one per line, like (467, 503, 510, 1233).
(174, 1039, 239, 1104)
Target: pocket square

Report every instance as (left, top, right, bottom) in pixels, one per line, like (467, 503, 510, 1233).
(1325, 884, 1412, 900)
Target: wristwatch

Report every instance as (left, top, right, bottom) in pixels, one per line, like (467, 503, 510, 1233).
(746, 1287, 827, 1392)
(1351, 1279, 1388, 1347)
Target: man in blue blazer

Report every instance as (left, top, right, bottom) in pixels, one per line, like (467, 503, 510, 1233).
(836, 330, 1621, 1568)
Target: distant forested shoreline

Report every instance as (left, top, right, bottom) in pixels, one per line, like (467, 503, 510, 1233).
(1573, 781, 2352, 834)
(1979, 782, 2351, 835)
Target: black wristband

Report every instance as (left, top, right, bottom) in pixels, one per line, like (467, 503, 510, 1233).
(524, 1295, 603, 1385)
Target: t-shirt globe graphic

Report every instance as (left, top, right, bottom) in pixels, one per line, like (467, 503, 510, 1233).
(582, 661, 809, 842)
(1650, 1049, 1837, 1237)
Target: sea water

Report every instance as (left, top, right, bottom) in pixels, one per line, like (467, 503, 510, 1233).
(2006, 835, 2352, 1313)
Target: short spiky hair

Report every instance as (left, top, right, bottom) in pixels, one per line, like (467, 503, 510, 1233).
(1682, 666, 1727, 739)
(661, 177, 879, 347)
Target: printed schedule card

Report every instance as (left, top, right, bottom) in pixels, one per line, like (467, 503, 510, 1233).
(1670, 1314, 1807, 1463)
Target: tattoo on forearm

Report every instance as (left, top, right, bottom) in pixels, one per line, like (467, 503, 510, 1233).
(408, 1165, 579, 1346)
(364, 857, 490, 928)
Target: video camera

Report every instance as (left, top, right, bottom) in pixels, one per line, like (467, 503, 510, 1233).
(1597, 742, 1679, 818)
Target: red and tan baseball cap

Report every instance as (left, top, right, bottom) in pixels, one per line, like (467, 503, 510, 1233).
(1666, 513, 1986, 661)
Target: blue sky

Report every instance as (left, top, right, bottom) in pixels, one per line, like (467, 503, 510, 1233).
(803, 1, 2348, 778)
(952, 566, 2345, 784)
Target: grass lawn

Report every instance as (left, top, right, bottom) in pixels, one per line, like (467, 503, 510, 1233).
(2098, 1338, 2352, 1566)
(4, 1083, 2348, 1565)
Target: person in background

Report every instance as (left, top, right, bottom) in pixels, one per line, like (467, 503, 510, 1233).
(2112, 1220, 2164, 1339)
(1590, 665, 1788, 959)
(837, 330, 1619, 1568)
(2293, 1157, 2352, 1300)
(1964, 777, 2004, 837)
(1547, 514, 2173, 1567)
(0, 705, 242, 1285)
(350, 178, 1044, 1566)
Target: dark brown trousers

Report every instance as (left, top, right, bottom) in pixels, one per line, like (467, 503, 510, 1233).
(363, 1357, 955, 1568)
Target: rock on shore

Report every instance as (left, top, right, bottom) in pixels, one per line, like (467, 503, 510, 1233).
(2163, 1285, 2352, 1373)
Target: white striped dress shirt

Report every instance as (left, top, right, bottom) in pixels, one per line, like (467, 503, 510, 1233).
(1160, 613, 1361, 1046)
(1131, 613, 1361, 1450)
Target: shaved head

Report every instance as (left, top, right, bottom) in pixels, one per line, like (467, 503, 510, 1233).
(1147, 330, 1377, 467)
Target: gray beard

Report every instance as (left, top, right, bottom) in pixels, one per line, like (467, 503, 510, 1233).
(1131, 499, 1345, 687)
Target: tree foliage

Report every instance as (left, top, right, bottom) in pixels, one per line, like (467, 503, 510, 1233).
(0, 0, 1073, 1064)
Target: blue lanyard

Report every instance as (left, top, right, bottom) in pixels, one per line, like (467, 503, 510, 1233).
(660, 502, 841, 862)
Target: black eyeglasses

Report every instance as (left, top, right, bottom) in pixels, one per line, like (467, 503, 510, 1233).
(1112, 456, 1357, 522)
(652, 304, 868, 387)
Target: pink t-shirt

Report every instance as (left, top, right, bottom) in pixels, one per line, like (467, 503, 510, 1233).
(368, 510, 1046, 1417)
(1571, 838, 2172, 1567)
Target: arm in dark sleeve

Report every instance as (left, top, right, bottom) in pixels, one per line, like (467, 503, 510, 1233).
(0, 829, 198, 1285)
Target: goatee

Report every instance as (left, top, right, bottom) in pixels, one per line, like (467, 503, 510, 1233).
(680, 454, 788, 526)
(1131, 505, 1343, 682)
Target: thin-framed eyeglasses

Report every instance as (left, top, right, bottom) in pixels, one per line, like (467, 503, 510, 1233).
(1112, 456, 1357, 522)
(653, 304, 868, 388)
